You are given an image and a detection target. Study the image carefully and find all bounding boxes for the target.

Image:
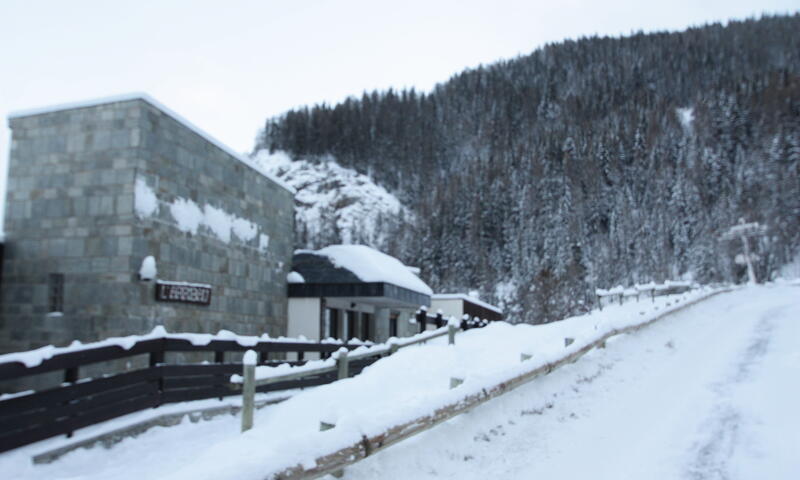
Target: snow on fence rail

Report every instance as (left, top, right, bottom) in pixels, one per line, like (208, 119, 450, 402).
(0, 313, 474, 455)
(595, 280, 694, 309)
(0, 327, 372, 370)
(0, 310, 492, 454)
(235, 320, 462, 433)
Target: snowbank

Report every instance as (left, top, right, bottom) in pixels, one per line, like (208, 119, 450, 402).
(232, 326, 455, 384)
(146, 288, 719, 480)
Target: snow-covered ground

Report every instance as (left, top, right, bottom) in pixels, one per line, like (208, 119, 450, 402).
(345, 284, 800, 480)
(2, 285, 797, 479)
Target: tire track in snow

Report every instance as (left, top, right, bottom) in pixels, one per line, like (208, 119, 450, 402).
(684, 306, 780, 480)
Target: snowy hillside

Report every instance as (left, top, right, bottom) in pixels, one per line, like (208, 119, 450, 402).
(252, 150, 411, 249)
(258, 15, 800, 323)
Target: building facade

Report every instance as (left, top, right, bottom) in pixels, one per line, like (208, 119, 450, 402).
(287, 245, 432, 349)
(0, 95, 294, 354)
(430, 293, 503, 322)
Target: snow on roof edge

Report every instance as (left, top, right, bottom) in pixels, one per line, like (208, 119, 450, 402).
(431, 293, 503, 314)
(295, 245, 433, 296)
(7, 93, 295, 195)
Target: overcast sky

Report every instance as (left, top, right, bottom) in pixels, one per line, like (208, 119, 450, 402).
(1, 0, 798, 229)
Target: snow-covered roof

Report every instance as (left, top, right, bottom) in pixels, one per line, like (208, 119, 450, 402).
(295, 245, 433, 296)
(431, 293, 503, 314)
(7, 93, 295, 195)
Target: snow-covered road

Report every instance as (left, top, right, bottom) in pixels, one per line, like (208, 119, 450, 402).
(345, 285, 800, 480)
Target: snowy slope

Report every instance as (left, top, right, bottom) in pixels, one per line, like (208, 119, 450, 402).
(252, 150, 410, 249)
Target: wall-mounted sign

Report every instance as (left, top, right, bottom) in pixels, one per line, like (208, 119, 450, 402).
(155, 280, 212, 306)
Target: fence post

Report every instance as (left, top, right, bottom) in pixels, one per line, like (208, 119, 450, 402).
(336, 348, 349, 380)
(435, 311, 444, 328)
(214, 350, 225, 400)
(63, 366, 79, 438)
(320, 422, 344, 477)
(241, 350, 256, 433)
(416, 309, 427, 334)
(448, 323, 457, 345)
(149, 346, 165, 407)
(214, 350, 225, 364)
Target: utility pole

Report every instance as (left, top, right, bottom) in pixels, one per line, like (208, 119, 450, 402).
(721, 219, 767, 285)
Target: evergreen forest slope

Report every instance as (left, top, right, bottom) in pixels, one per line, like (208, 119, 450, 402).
(255, 14, 800, 323)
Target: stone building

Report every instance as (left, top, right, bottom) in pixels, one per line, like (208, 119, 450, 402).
(0, 94, 295, 354)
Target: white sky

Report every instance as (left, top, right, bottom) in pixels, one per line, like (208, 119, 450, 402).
(1, 0, 798, 230)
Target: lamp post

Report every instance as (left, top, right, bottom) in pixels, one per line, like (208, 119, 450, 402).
(721, 219, 766, 285)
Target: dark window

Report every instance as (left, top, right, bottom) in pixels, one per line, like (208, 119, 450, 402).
(49, 273, 64, 313)
(361, 313, 372, 341)
(326, 308, 339, 339)
(346, 311, 357, 340)
(389, 312, 399, 337)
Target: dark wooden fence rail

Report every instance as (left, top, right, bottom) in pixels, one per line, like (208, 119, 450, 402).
(0, 312, 469, 455)
(0, 336, 380, 454)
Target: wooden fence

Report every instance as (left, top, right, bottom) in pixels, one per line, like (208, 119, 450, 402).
(0, 337, 342, 453)
(0, 312, 483, 454)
